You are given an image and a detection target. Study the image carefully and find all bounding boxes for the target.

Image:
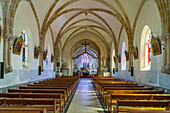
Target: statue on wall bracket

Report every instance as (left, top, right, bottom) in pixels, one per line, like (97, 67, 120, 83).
(51, 54, 54, 62)
(133, 46, 138, 60)
(102, 56, 107, 68)
(151, 35, 161, 56)
(125, 50, 129, 61)
(43, 49, 48, 61)
(34, 46, 40, 59)
(13, 33, 24, 55)
(118, 55, 121, 63)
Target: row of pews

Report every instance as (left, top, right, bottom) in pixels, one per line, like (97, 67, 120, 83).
(0, 76, 79, 113)
(92, 76, 170, 113)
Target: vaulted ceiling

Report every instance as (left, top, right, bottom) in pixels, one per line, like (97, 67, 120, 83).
(18, 0, 155, 58)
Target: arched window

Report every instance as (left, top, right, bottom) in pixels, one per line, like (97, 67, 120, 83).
(140, 25, 152, 70)
(144, 29, 152, 68)
(22, 30, 28, 67)
(82, 54, 89, 68)
(121, 42, 126, 70)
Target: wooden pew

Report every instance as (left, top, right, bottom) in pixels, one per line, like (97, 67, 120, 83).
(0, 98, 59, 113)
(101, 87, 153, 100)
(108, 94, 170, 113)
(107, 94, 152, 113)
(0, 93, 63, 112)
(98, 84, 144, 95)
(19, 86, 71, 100)
(152, 94, 170, 100)
(105, 90, 164, 112)
(8, 89, 67, 106)
(127, 109, 170, 113)
(0, 108, 46, 113)
(114, 100, 170, 113)
(28, 78, 79, 96)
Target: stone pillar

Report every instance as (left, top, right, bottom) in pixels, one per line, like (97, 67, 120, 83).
(107, 54, 110, 72)
(161, 35, 167, 73)
(39, 38, 44, 72)
(115, 55, 118, 72)
(60, 49, 63, 76)
(8, 34, 14, 72)
(128, 38, 133, 72)
(98, 54, 101, 75)
(4, 38, 9, 73)
(70, 58, 73, 76)
(165, 34, 170, 74)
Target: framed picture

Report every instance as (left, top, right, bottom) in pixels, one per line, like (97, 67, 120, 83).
(43, 49, 48, 61)
(118, 55, 121, 63)
(13, 34, 24, 55)
(125, 50, 129, 61)
(34, 46, 40, 59)
(51, 54, 54, 62)
(151, 35, 161, 56)
(0, 25, 3, 44)
(133, 46, 138, 60)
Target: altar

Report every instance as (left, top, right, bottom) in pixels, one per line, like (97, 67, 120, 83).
(81, 67, 90, 76)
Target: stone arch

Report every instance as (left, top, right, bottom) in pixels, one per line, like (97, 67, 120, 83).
(62, 27, 110, 53)
(70, 38, 101, 76)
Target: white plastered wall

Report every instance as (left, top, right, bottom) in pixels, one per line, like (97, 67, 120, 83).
(113, 1, 170, 90)
(43, 29, 54, 76)
(0, 1, 54, 89)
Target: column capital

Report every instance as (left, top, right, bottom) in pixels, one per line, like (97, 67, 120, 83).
(6, 34, 14, 39)
(161, 33, 170, 40)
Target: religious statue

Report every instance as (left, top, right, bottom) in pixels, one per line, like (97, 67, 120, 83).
(102, 56, 107, 68)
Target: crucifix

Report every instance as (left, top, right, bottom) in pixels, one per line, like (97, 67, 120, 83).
(82, 40, 89, 53)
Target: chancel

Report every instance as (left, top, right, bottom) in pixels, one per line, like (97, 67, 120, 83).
(0, 0, 169, 113)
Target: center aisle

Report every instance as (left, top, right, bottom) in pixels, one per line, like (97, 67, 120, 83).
(67, 78, 105, 113)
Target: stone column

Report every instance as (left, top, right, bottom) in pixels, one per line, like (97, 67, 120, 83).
(98, 54, 101, 75)
(70, 58, 73, 76)
(115, 55, 118, 72)
(128, 38, 133, 72)
(60, 49, 63, 76)
(165, 34, 170, 74)
(39, 38, 44, 72)
(4, 38, 9, 73)
(161, 35, 167, 73)
(8, 34, 14, 72)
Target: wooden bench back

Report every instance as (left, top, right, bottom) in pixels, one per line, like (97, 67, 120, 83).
(152, 94, 170, 100)
(103, 87, 153, 91)
(115, 100, 170, 113)
(117, 100, 169, 107)
(8, 89, 66, 94)
(107, 90, 164, 95)
(127, 109, 170, 113)
(0, 108, 46, 113)
(101, 84, 142, 88)
(111, 94, 152, 100)
(19, 86, 69, 91)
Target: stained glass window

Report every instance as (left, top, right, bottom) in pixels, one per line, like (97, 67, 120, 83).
(46, 54, 48, 68)
(121, 42, 126, 70)
(82, 54, 89, 68)
(145, 29, 152, 68)
(22, 30, 28, 67)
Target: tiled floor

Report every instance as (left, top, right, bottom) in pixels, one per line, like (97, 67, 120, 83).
(67, 78, 105, 113)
